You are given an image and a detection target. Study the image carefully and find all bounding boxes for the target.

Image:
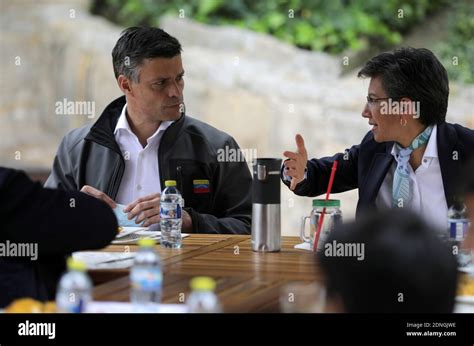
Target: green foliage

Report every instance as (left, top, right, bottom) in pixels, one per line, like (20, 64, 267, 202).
(92, 0, 447, 54)
(436, 2, 474, 84)
(92, 0, 473, 83)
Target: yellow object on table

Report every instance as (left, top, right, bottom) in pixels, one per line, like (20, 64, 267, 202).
(5, 298, 56, 313)
(458, 274, 474, 296)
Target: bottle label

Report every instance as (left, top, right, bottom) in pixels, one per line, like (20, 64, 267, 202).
(57, 294, 88, 313)
(131, 268, 162, 292)
(448, 219, 469, 241)
(160, 202, 182, 220)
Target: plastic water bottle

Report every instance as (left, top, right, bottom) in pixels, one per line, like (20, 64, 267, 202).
(130, 238, 162, 312)
(56, 257, 92, 313)
(187, 277, 222, 313)
(447, 200, 472, 267)
(160, 180, 183, 248)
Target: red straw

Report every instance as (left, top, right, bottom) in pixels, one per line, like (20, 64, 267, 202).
(313, 160, 338, 252)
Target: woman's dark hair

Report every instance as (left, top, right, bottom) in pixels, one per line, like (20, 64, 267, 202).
(318, 209, 458, 313)
(112, 26, 182, 82)
(358, 47, 449, 126)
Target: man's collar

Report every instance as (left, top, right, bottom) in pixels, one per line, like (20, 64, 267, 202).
(422, 124, 438, 159)
(114, 103, 175, 142)
(114, 104, 132, 135)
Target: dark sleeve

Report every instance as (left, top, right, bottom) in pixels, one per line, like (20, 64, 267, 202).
(185, 138, 252, 235)
(281, 143, 360, 197)
(44, 134, 78, 190)
(0, 168, 117, 256)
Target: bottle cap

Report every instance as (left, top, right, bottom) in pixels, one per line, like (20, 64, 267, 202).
(190, 276, 216, 291)
(67, 257, 87, 271)
(312, 199, 340, 208)
(138, 238, 156, 247)
(165, 180, 177, 187)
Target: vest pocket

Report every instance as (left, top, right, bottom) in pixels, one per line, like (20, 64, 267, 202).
(168, 159, 213, 213)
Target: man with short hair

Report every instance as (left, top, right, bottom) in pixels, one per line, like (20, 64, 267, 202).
(318, 209, 458, 313)
(282, 47, 474, 230)
(46, 27, 252, 234)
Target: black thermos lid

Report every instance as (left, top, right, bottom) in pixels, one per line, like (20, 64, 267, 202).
(252, 158, 282, 204)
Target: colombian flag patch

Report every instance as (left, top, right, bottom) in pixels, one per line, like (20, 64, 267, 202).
(193, 179, 210, 194)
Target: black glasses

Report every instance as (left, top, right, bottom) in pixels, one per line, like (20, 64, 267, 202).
(366, 95, 390, 105)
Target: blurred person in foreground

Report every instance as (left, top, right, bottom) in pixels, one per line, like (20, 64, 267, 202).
(0, 167, 117, 308)
(318, 209, 458, 313)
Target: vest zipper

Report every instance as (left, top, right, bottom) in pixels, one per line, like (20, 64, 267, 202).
(176, 165, 183, 192)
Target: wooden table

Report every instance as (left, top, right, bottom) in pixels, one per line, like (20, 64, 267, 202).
(91, 235, 323, 312)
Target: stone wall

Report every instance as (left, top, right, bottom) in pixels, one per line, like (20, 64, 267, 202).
(0, 0, 122, 168)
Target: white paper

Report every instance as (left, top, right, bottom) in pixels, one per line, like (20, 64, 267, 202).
(112, 231, 190, 245)
(115, 226, 149, 239)
(294, 242, 312, 251)
(459, 263, 474, 276)
(73, 251, 136, 269)
(454, 296, 474, 313)
(85, 301, 189, 313)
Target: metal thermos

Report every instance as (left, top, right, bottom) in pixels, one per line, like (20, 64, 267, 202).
(251, 158, 282, 252)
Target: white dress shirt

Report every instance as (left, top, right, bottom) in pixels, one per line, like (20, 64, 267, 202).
(114, 104, 173, 205)
(376, 125, 448, 231)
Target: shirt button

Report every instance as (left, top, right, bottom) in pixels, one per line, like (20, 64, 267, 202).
(423, 159, 427, 163)
(137, 184, 142, 191)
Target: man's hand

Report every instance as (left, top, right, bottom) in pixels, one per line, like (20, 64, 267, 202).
(124, 193, 161, 227)
(283, 134, 308, 191)
(124, 193, 194, 229)
(80, 185, 117, 209)
(182, 210, 193, 232)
